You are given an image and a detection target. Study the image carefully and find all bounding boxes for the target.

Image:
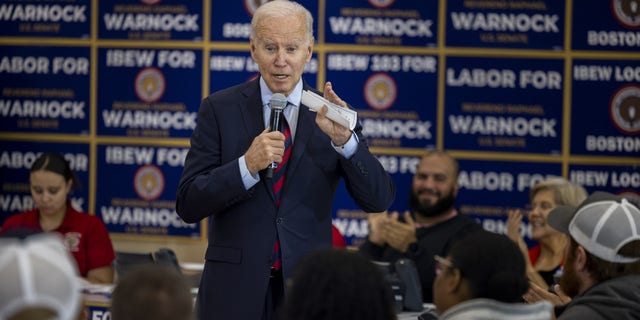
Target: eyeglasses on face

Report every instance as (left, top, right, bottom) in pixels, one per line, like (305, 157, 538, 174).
(433, 255, 454, 275)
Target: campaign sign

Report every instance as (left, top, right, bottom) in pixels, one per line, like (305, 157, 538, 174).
(456, 159, 562, 246)
(444, 56, 564, 154)
(95, 144, 200, 238)
(569, 163, 640, 206)
(572, 0, 640, 52)
(325, 0, 437, 47)
(97, 48, 202, 138)
(98, 0, 202, 40)
(0, 0, 91, 38)
(210, 0, 318, 42)
(0, 45, 90, 134)
(0, 141, 89, 226)
(326, 53, 438, 149)
(209, 50, 318, 95)
(446, 0, 564, 50)
(571, 59, 640, 157)
(332, 152, 421, 247)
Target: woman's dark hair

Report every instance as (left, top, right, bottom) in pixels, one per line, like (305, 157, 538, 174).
(30, 153, 80, 188)
(447, 231, 529, 302)
(281, 248, 397, 320)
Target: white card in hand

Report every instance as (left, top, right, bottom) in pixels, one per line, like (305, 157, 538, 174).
(301, 90, 358, 130)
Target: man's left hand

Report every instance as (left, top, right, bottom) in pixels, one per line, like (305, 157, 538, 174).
(315, 81, 352, 146)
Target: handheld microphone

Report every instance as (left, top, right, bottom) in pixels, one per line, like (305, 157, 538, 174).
(265, 93, 288, 179)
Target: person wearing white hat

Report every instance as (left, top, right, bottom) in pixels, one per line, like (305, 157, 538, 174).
(540, 191, 640, 320)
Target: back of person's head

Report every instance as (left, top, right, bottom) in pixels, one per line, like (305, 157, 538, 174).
(529, 177, 587, 207)
(282, 249, 397, 320)
(446, 231, 529, 302)
(548, 191, 640, 283)
(0, 232, 81, 320)
(110, 264, 193, 320)
(30, 152, 80, 187)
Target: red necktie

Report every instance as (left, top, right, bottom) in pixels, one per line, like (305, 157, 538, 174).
(271, 112, 292, 270)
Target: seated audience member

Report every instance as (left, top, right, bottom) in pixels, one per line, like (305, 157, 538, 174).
(111, 264, 194, 320)
(359, 150, 482, 302)
(281, 248, 397, 320)
(507, 177, 588, 288)
(1, 152, 116, 284)
(0, 232, 83, 320)
(433, 231, 553, 320)
(531, 191, 640, 319)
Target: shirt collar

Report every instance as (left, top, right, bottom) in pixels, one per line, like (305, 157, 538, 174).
(259, 77, 302, 108)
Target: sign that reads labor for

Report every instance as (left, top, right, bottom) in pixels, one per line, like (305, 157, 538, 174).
(0, 46, 90, 134)
(332, 153, 421, 247)
(0, 0, 90, 38)
(97, 48, 202, 138)
(446, 0, 564, 49)
(572, 0, 640, 51)
(211, 0, 318, 42)
(569, 164, 640, 207)
(325, 0, 437, 47)
(571, 59, 640, 157)
(209, 50, 318, 94)
(325, 53, 438, 148)
(444, 56, 563, 153)
(99, 0, 202, 40)
(456, 159, 562, 245)
(0, 141, 89, 226)
(96, 144, 200, 238)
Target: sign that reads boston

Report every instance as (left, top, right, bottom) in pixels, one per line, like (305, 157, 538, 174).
(444, 56, 563, 154)
(326, 53, 438, 149)
(0, 46, 90, 134)
(569, 164, 640, 207)
(97, 48, 202, 138)
(99, 0, 202, 40)
(211, 0, 318, 42)
(0, 0, 90, 38)
(96, 144, 199, 238)
(571, 59, 640, 156)
(572, 0, 640, 51)
(209, 50, 318, 94)
(325, 0, 437, 47)
(0, 141, 89, 226)
(446, 0, 564, 49)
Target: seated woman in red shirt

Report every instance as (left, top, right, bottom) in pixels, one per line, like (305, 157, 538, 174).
(1, 152, 116, 284)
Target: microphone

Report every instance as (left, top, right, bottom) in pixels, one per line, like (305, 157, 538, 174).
(265, 93, 288, 179)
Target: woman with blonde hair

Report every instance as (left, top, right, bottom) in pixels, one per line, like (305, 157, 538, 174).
(507, 177, 587, 288)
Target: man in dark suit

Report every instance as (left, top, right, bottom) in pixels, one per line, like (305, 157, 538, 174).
(175, 1, 395, 319)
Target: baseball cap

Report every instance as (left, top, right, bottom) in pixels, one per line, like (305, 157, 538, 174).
(0, 232, 81, 320)
(548, 191, 640, 263)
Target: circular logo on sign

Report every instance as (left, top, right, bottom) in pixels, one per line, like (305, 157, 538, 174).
(244, 0, 270, 16)
(135, 67, 166, 103)
(368, 0, 395, 9)
(612, 0, 640, 28)
(610, 85, 640, 134)
(134, 164, 165, 201)
(364, 73, 397, 110)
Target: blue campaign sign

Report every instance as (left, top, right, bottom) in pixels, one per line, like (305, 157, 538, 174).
(446, 0, 565, 50)
(0, 141, 89, 226)
(444, 56, 564, 154)
(572, 0, 640, 52)
(208, 50, 318, 95)
(571, 59, 640, 157)
(210, 0, 318, 42)
(95, 144, 200, 238)
(326, 53, 438, 149)
(0, 46, 90, 134)
(0, 0, 91, 38)
(96, 48, 202, 138)
(325, 0, 437, 47)
(98, 0, 202, 40)
(568, 163, 640, 205)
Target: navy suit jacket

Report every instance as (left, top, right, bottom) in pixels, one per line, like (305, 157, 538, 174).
(176, 78, 395, 319)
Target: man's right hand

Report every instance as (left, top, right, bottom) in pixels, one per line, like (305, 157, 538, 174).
(244, 128, 285, 175)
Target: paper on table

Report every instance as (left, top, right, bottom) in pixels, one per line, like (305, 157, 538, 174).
(301, 90, 357, 130)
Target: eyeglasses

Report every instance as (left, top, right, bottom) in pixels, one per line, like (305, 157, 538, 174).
(434, 255, 454, 275)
